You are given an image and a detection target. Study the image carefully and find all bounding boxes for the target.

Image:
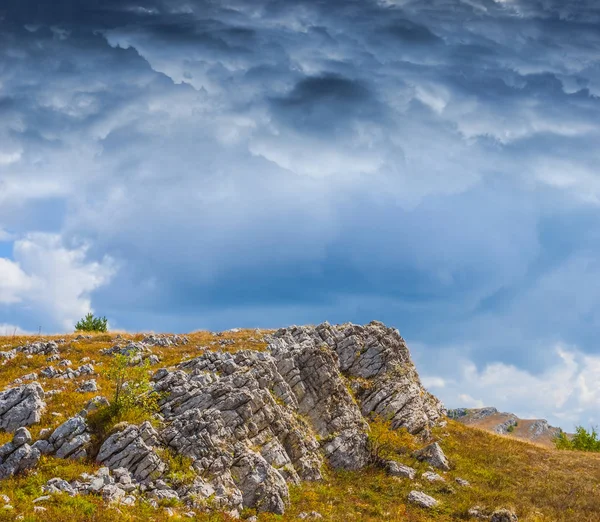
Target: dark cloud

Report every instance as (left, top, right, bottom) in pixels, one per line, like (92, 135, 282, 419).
(2, 0, 600, 426)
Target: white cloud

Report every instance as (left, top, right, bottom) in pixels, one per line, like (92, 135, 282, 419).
(423, 343, 600, 431)
(0, 234, 115, 331)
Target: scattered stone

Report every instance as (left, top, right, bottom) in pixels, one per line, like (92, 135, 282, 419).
(408, 490, 439, 508)
(34, 506, 47, 513)
(0, 494, 10, 504)
(468, 506, 489, 519)
(33, 496, 51, 503)
(422, 471, 445, 483)
(43, 478, 77, 496)
(0, 383, 46, 432)
(385, 460, 416, 480)
(456, 477, 471, 487)
(413, 442, 450, 471)
(298, 511, 323, 519)
(491, 509, 518, 522)
(76, 379, 98, 393)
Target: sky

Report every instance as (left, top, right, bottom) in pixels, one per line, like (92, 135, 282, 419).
(1, 0, 600, 430)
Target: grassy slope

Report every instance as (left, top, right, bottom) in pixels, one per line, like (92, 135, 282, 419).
(0, 333, 599, 521)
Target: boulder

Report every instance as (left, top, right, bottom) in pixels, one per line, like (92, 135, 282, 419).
(0, 383, 46, 432)
(0, 428, 40, 479)
(413, 442, 450, 471)
(385, 460, 416, 480)
(97, 422, 166, 482)
(408, 490, 438, 508)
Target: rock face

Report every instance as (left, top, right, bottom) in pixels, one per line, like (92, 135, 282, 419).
(269, 322, 445, 435)
(0, 383, 46, 432)
(0, 428, 40, 479)
(0, 322, 446, 516)
(90, 321, 445, 514)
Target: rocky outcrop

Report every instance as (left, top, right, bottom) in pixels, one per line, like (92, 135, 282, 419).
(45, 415, 91, 459)
(448, 407, 561, 446)
(0, 322, 447, 516)
(0, 428, 40, 479)
(97, 422, 166, 482)
(0, 383, 46, 432)
(268, 321, 444, 435)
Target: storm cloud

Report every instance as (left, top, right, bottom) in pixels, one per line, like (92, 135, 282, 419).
(1, 0, 600, 428)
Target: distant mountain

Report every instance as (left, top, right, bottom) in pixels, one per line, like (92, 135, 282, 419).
(447, 407, 562, 447)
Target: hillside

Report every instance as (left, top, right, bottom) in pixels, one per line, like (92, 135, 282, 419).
(0, 323, 598, 521)
(447, 408, 562, 448)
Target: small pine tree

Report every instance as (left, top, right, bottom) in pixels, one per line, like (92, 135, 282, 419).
(75, 312, 108, 332)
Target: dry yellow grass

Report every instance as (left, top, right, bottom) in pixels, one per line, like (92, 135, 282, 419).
(0, 332, 598, 521)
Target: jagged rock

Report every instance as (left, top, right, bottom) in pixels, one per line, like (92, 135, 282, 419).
(100, 484, 125, 503)
(269, 322, 445, 435)
(40, 364, 95, 380)
(97, 422, 166, 482)
(456, 477, 470, 487)
(408, 490, 438, 508)
(422, 471, 445, 482)
(42, 478, 77, 496)
(0, 428, 40, 479)
(385, 460, 416, 480)
(0, 383, 46, 432)
(413, 442, 450, 471)
(141, 334, 189, 347)
(76, 379, 98, 393)
(491, 509, 518, 522)
(230, 448, 288, 514)
(15, 342, 59, 356)
(47, 415, 91, 459)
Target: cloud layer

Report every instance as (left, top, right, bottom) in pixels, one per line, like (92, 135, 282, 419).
(1, 0, 600, 428)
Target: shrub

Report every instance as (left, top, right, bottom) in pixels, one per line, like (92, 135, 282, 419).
(88, 354, 159, 445)
(74, 313, 108, 332)
(555, 426, 600, 452)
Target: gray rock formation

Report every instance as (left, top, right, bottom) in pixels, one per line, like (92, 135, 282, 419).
(0, 428, 40, 479)
(408, 490, 438, 508)
(97, 422, 166, 482)
(46, 414, 91, 459)
(385, 460, 416, 480)
(0, 383, 46, 432)
(413, 442, 450, 471)
(269, 322, 445, 435)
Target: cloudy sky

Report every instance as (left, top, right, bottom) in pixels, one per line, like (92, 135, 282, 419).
(1, 0, 600, 430)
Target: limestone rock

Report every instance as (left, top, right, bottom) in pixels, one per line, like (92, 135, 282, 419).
(76, 380, 98, 393)
(0, 428, 40, 479)
(408, 490, 438, 508)
(385, 460, 416, 480)
(491, 509, 518, 522)
(422, 471, 445, 482)
(268, 321, 445, 435)
(413, 442, 450, 471)
(97, 422, 166, 482)
(47, 415, 91, 459)
(0, 383, 46, 432)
